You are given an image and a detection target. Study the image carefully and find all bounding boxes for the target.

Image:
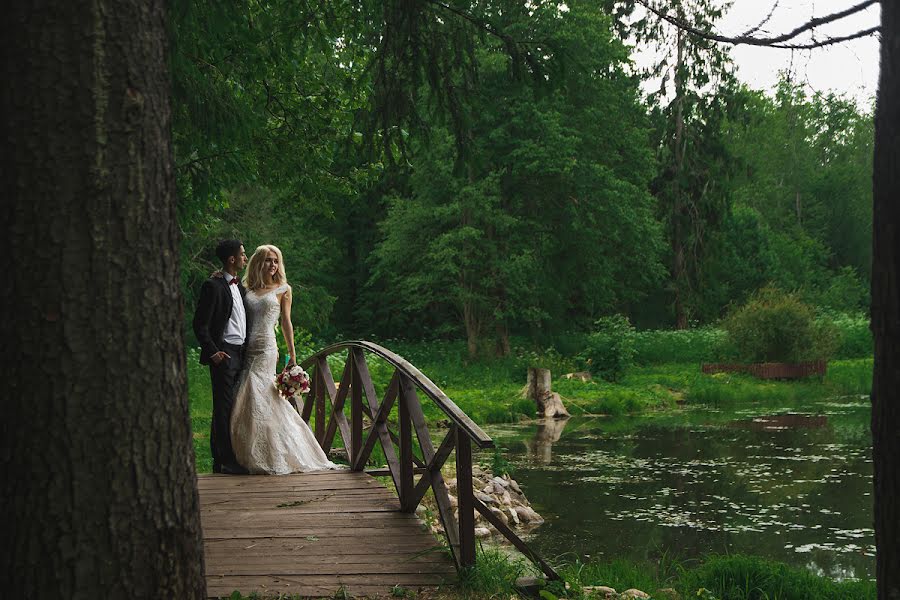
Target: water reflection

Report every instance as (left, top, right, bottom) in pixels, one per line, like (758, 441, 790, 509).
(729, 413, 829, 431)
(524, 417, 570, 464)
(486, 399, 874, 580)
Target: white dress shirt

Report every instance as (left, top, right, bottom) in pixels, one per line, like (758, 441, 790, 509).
(223, 272, 247, 345)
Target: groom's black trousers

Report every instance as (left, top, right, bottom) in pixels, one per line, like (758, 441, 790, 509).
(209, 341, 245, 471)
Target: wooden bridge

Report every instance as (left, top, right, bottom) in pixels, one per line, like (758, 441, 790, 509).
(198, 341, 557, 598)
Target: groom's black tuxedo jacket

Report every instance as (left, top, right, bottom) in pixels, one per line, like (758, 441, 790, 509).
(192, 276, 251, 365)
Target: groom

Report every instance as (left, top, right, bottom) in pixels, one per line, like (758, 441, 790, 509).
(193, 239, 250, 475)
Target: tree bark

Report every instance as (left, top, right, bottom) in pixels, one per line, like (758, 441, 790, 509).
(524, 368, 569, 419)
(495, 321, 511, 357)
(1, 1, 206, 597)
(463, 297, 480, 358)
(672, 24, 689, 330)
(871, 3, 900, 597)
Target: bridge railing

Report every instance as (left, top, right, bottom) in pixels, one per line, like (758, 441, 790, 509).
(299, 341, 558, 579)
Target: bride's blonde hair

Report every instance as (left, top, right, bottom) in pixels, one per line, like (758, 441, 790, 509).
(243, 244, 288, 290)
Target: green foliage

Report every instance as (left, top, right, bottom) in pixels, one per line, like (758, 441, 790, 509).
(722, 287, 838, 363)
(171, 0, 875, 344)
(828, 312, 873, 359)
(186, 347, 214, 474)
(557, 554, 874, 600)
(679, 555, 874, 600)
(275, 325, 317, 367)
(811, 267, 870, 314)
(368, 4, 664, 352)
(458, 547, 531, 598)
(686, 359, 872, 407)
(632, 327, 728, 365)
(485, 447, 514, 478)
(579, 316, 636, 382)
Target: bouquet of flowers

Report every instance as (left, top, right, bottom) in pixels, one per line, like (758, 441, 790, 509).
(276, 364, 311, 403)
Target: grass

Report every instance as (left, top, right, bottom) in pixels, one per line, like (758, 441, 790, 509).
(187, 348, 214, 473)
(554, 554, 875, 600)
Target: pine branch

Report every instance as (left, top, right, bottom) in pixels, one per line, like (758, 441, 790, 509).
(636, 0, 880, 49)
(769, 25, 881, 49)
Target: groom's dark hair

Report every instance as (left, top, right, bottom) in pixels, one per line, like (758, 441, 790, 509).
(215, 239, 243, 265)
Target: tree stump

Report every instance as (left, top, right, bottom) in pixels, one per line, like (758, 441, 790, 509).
(524, 368, 570, 419)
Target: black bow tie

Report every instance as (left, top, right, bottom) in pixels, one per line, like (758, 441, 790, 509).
(229, 278, 239, 286)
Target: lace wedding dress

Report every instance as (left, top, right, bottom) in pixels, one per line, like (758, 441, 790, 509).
(231, 284, 339, 474)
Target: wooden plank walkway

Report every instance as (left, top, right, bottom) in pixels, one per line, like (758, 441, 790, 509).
(198, 470, 456, 599)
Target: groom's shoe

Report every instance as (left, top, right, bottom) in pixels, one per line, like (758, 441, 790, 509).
(212, 463, 222, 474)
(220, 463, 249, 475)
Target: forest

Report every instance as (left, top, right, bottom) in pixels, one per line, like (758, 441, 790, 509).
(174, 1, 873, 357)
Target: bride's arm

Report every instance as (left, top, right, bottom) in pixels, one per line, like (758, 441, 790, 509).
(279, 286, 297, 366)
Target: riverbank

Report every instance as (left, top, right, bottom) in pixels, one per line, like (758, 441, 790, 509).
(455, 550, 875, 600)
(187, 346, 872, 474)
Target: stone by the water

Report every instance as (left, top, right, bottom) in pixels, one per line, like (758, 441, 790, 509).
(582, 586, 617, 598)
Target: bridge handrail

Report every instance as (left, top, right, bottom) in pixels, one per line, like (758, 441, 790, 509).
(301, 340, 493, 449)
(297, 340, 558, 581)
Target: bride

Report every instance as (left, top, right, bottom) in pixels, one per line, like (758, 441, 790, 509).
(230, 244, 339, 474)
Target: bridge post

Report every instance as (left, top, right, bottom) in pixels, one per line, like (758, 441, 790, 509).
(350, 349, 363, 463)
(398, 374, 415, 511)
(456, 432, 476, 568)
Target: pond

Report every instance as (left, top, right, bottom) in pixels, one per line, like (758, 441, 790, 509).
(484, 396, 874, 580)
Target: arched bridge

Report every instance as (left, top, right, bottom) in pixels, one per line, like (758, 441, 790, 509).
(198, 341, 557, 598)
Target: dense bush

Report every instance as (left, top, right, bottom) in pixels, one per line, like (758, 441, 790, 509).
(578, 315, 636, 382)
(827, 312, 873, 359)
(632, 327, 728, 365)
(722, 287, 838, 363)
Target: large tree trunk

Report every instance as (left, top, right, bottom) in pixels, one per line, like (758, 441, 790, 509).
(872, 3, 900, 597)
(672, 25, 689, 330)
(523, 368, 569, 419)
(463, 298, 480, 358)
(1, 1, 206, 597)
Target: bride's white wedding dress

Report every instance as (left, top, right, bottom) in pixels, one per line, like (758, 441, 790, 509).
(231, 284, 339, 474)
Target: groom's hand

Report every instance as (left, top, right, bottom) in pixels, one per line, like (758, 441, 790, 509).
(211, 351, 231, 365)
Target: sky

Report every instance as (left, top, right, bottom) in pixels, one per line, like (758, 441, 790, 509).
(634, 0, 881, 107)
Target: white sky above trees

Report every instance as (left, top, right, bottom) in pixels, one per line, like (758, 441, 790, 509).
(633, 0, 881, 108)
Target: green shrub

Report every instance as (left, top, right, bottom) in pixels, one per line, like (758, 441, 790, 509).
(810, 266, 870, 314)
(680, 555, 875, 600)
(722, 287, 838, 363)
(632, 327, 729, 364)
(578, 315, 636, 382)
(827, 312, 872, 359)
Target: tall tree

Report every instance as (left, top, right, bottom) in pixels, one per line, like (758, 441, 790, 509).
(2, 1, 205, 597)
(871, 4, 900, 597)
(620, 0, 737, 328)
(371, 1, 664, 356)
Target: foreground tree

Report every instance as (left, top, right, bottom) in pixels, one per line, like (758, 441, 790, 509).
(871, 3, 900, 597)
(1, 1, 206, 597)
